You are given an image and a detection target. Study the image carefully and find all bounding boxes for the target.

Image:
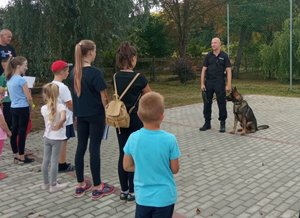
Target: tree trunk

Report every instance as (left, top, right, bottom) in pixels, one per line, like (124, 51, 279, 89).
(233, 25, 248, 79)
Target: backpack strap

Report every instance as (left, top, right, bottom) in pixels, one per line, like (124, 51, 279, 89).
(116, 73, 140, 100)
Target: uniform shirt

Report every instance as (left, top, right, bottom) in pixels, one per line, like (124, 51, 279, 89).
(7, 75, 29, 108)
(52, 80, 73, 125)
(41, 103, 67, 140)
(203, 51, 231, 80)
(71, 66, 107, 117)
(0, 44, 16, 75)
(114, 71, 148, 113)
(124, 128, 181, 207)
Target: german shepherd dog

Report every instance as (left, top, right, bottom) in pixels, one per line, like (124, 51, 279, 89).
(226, 87, 269, 135)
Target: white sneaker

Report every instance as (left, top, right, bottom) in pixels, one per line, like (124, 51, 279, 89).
(49, 182, 69, 193)
(41, 183, 49, 190)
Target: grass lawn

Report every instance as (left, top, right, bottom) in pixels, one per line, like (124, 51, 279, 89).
(30, 78, 300, 131)
(150, 79, 300, 108)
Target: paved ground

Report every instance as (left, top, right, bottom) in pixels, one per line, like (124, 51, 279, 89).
(0, 95, 300, 218)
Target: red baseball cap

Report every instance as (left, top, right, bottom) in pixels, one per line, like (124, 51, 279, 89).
(51, 60, 72, 72)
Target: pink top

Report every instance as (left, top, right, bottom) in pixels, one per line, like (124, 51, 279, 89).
(0, 109, 7, 140)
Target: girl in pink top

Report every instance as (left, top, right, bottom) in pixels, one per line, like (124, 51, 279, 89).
(0, 89, 12, 180)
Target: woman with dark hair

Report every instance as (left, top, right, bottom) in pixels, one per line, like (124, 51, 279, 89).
(72, 39, 114, 200)
(115, 41, 151, 201)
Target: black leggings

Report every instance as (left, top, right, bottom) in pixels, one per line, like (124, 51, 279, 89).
(10, 107, 30, 155)
(116, 113, 143, 193)
(75, 114, 105, 186)
(3, 102, 12, 130)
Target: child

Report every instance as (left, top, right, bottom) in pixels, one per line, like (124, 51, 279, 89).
(5, 56, 34, 164)
(0, 87, 12, 180)
(41, 83, 69, 192)
(72, 40, 114, 199)
(114, 41, 151, 201)
(123, 92, 181, 218)
(51, 60, 75, 172)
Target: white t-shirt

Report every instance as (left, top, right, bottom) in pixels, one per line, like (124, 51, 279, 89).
(52, 80, 73, 125)
(41, 103, 67, 140)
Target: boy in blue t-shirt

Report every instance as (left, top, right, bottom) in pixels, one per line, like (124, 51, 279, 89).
(123, 92, 181, 218)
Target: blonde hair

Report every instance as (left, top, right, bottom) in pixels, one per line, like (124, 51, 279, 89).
(43, 83, 59, 123)
(138, 92, 164, 123)
(74, 40, 96, 97)
(5, 56, 27, 80)
(116, 41, 137, 69)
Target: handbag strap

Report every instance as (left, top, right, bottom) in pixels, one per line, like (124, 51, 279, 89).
(113, 73, 140, 100)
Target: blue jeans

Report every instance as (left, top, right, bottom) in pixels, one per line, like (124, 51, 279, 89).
(135, 204, 174, 218)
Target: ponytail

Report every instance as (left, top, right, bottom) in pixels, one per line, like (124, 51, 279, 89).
(73, 40, 96, 97)
(74, 43, 82, 97)
(42, 83, 59, 123)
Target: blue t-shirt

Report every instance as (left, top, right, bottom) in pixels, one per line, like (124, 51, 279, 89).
(124, 128, 181, 207)
(7, 75, 29, 108)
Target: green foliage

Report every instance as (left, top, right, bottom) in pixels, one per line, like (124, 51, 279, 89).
(1, 0, 153, 82)
(259, 14, 300, 81)
(134, 14, 173, 57)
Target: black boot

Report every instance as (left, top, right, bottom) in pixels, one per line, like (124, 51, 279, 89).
(199, 121, 211, 131)
(219, 121, 225, 133)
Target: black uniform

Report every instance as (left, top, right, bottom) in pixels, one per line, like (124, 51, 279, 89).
(202, 51, 231, 122)
(0, 44, 16, 75)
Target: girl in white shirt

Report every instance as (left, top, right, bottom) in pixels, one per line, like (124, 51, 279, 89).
(40, 83, 69, 193)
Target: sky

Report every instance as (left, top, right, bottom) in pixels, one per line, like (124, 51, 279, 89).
(0, 0, 9, 8)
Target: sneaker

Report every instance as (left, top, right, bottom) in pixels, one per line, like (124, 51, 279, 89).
(120, 192, 128, 201)
(0, 172, 7, 180)
(41, 183, 49, 190)
(74, 180, 92, 198)
(59, 163, 75, 173)
(127, 193, 135, 202)
(91, 183, 114, 200)
(18, 157, 34, 165)
(49, 182, 69, 193)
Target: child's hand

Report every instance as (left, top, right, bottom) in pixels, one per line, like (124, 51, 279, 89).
(51, 124, 60, 131)
(7, 130, 12, 137)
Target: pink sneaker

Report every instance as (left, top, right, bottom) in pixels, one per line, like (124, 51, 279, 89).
(74, 180, 92, 198)
(0, 172, 7, 180)
(91, 183, 114, 200)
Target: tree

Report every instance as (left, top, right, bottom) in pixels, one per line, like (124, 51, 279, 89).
(229, 0, 290, 78)
(136, 14, 173, 57)
(160, 0, 224, 58)
(260, 14, 300, 81)
(2, 0, 154, 81)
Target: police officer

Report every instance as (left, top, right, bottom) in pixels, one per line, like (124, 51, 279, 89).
(200, 37, 232, 132)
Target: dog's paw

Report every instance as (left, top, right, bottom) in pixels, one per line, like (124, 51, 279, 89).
(241, 132, 246, 136)
(229, 130, 235, 134)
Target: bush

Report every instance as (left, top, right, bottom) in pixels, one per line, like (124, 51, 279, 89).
(172, 58, 196, 83)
